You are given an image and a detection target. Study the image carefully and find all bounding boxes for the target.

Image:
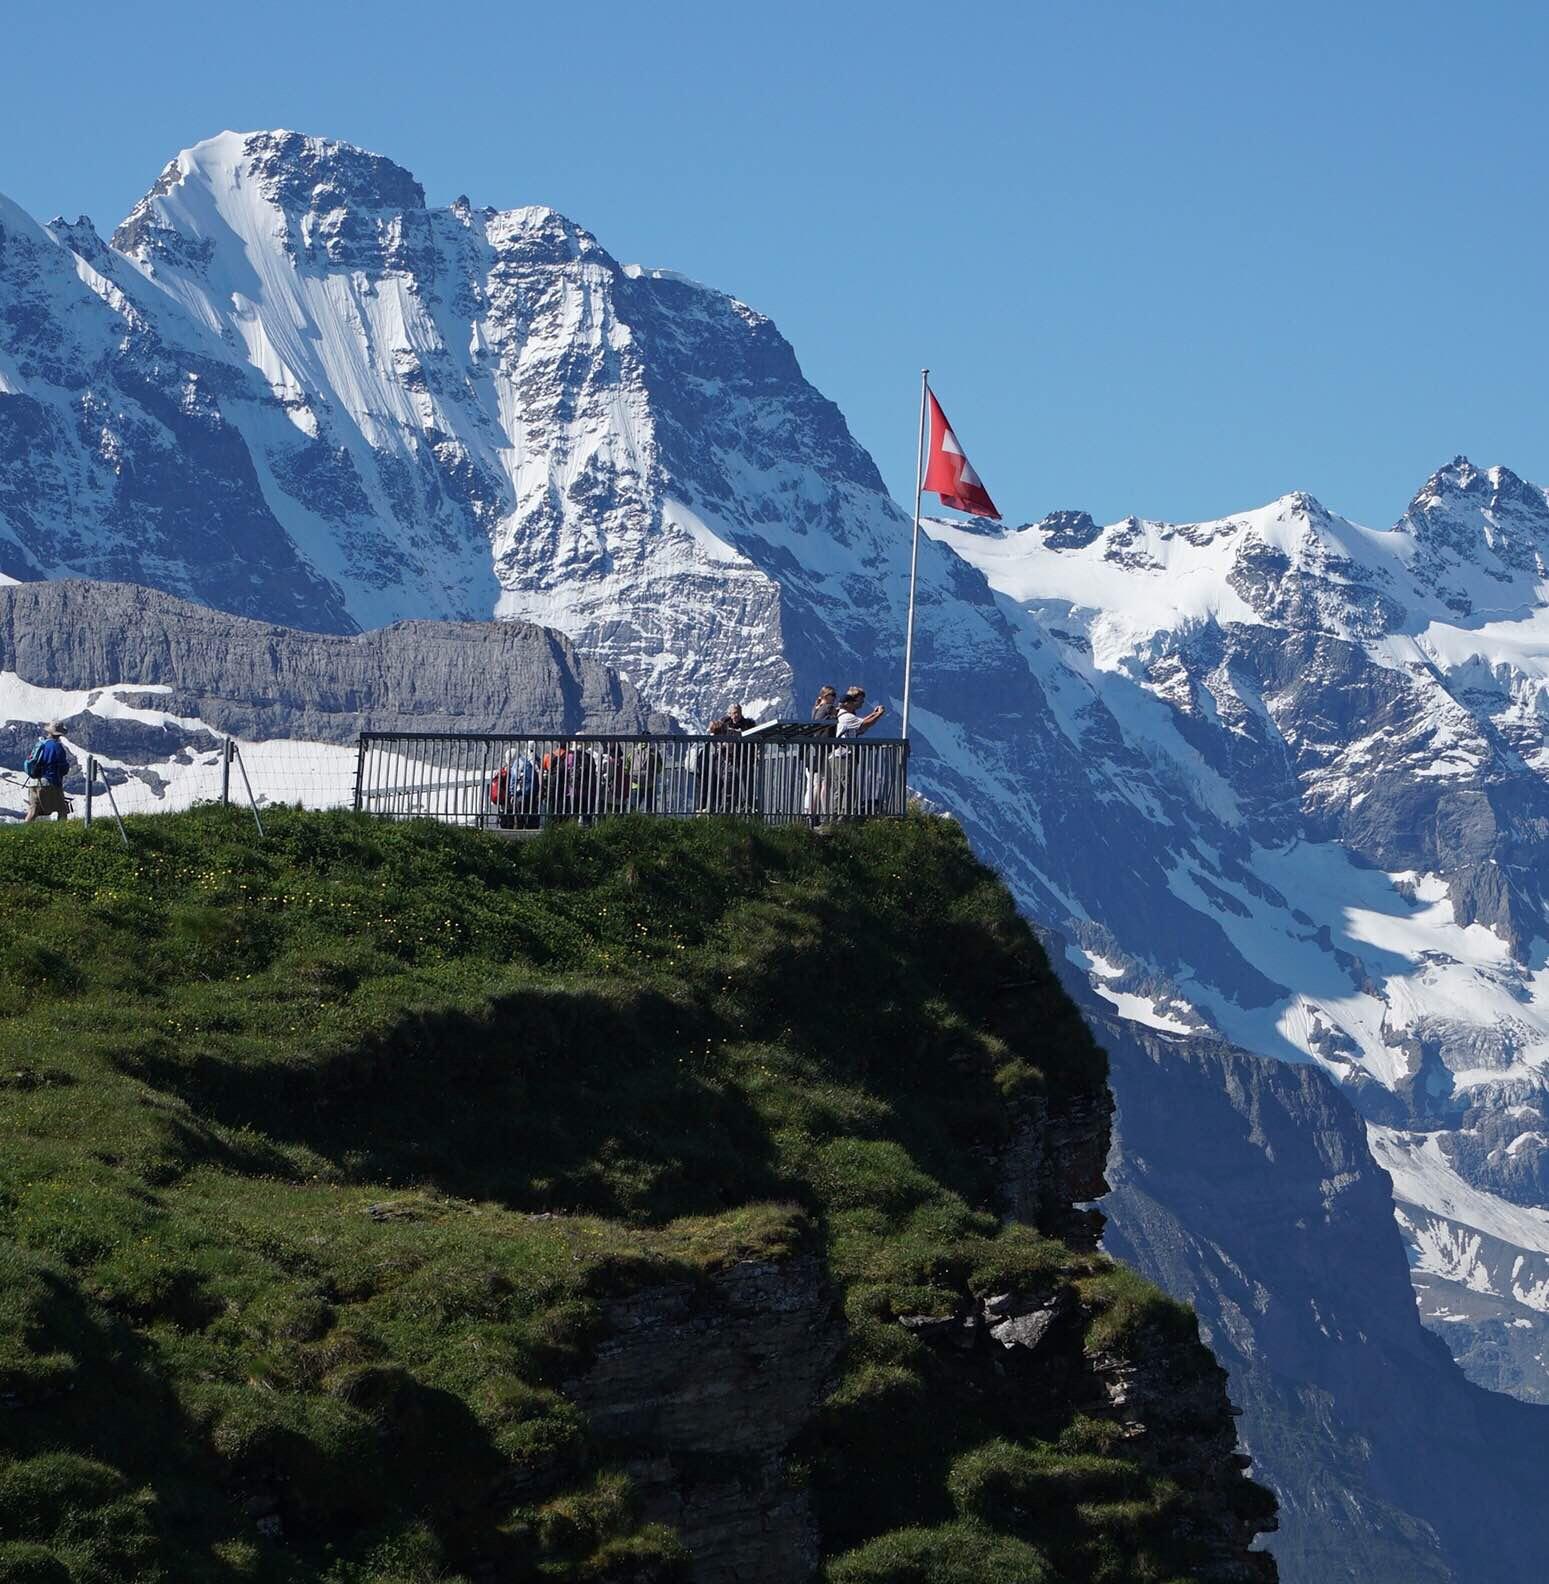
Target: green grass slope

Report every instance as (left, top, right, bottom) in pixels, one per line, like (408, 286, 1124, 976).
(0, 809, 1255, 1583)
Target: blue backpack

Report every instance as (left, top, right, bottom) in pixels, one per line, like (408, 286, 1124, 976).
(24, 738, 62, 782)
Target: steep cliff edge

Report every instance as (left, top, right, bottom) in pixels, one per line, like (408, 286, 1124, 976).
(0, 811, 1273, 1581)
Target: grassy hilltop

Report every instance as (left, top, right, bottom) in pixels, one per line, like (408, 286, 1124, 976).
(0, 810, 1257, 1583)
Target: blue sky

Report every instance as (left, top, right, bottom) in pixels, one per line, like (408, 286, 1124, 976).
(4, 0, 1545, 529)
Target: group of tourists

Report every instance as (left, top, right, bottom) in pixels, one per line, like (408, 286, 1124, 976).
(698, 703, 762, 812)
(697, 682, 889, 822)
(487, 682, 889, 829)
(809, 684, 886, 738)
(805, 684, 887, 823)
(489, 741, 666, 829)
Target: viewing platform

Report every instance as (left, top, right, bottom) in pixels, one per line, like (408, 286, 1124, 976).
(353, 726, 910, 827)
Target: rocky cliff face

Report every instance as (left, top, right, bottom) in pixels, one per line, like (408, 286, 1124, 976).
(0, 580, 658, 743)
(568, 1254, 842, 1583)
(561, 1080, 1272, 1584)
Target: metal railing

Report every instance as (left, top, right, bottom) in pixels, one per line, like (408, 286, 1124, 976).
(353, 731, 909, 828)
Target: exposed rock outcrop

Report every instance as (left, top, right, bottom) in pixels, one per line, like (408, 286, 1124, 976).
(568, 1255, 842, 1584)
(555, 1052, 1275, 1583)
(997, 1088, 1113, 1247)
(899, 1282, 1276, 1584)
(0, 579, 666, 742)
(1087, 1331, 1276, 1584)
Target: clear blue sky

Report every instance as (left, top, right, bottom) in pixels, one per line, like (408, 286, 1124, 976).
(4, 0, 1545, 529)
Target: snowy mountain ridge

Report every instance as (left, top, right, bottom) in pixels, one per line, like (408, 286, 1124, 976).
(100, 129, 939, 723)
(937, 463, 1549, 662)
(932, 465, 1549, 1391)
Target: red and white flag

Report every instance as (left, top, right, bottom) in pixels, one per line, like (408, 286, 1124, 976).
(922, 390, 1001, 520)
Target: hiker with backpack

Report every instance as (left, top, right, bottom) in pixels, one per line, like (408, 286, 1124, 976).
(22, 723, 72, 823)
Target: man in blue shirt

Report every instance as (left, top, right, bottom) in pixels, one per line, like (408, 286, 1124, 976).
(23, 723, 72, 823)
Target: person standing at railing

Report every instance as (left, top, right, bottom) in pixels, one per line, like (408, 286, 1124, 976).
(517, 751, 543, 826)
(540, 746, 564, 820)
(698, 718, 731, 812)
(721, 704, 760, 813)
(490, 753, 539, 829)
(602, 747, 629, 815)
(575, 742, 600, 823)
(541, 743, 597, 823)
(627, 742, 664, 812)
(806, 686, 838, 823)
(830, 687, 885, 822)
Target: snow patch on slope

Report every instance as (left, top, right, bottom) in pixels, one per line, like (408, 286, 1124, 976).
(1371, 1126, 1549, 1261)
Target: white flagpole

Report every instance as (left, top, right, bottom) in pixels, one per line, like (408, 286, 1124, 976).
(901, 367, 929, 743)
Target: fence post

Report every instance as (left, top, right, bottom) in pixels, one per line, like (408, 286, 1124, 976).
(353, 732, 366, 813)
(100, 772, 129, 847)
(222, 738, 233, 806)
(84, 755, 95, 827)
(230, 742, 266, 837)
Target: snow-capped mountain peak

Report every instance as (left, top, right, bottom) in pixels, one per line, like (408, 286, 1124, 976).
(113, 130, 430, 262)
(929, 454, 1549, 1409)
(8, 131, 927, 715)
(932, 486, 1422, 668)
(1399, 455, 1549, 593)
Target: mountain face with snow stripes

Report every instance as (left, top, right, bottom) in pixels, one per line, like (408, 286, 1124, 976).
(6, 129, 923, 721)
(6, 130, 1549, 1580)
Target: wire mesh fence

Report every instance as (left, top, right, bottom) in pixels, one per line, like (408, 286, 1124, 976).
(5, 734, 359, 823)
(211, 739, 359, 810)
(355, 731, 910, 828)
(1, 736, 358, 828)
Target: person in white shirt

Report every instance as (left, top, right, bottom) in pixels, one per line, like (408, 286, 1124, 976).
(830, 686, 885, 820)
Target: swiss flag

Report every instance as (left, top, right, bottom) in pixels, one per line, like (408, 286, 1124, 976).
(922, 390, 1001, 520)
